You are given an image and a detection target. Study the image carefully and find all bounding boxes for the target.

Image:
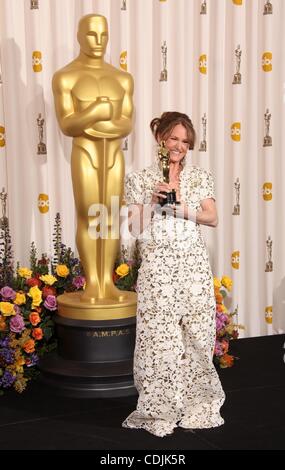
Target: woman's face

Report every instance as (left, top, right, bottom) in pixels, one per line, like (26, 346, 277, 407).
(161, 124, 190, 164)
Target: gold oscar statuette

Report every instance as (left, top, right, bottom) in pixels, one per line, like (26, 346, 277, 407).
(157, 141, 180, 207)
(52, 14, 136, 321)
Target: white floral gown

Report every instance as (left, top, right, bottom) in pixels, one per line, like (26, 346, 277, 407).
(122, 162, 225, 437)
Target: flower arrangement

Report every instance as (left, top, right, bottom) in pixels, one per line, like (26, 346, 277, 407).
(0, 213, 85, 395)
(113, 245, 140, 292)
(213, 276, 244, 368)
(0, 206, 242, 395)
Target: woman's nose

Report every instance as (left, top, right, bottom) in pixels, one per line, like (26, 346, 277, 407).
(175, 141, 183, 150)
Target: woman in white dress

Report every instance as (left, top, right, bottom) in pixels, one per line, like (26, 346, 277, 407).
(122, 112, 225, 437)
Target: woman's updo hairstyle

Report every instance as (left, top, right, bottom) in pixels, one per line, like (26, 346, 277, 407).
(150, 111, 196, 150)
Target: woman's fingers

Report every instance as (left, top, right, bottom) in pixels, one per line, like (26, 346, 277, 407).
(153, 192, 166, 198)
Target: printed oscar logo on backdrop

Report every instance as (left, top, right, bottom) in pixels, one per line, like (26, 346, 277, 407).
(120, 50, 127, 71)
(262, 52, 272, 72)
(263, 109, 272, 147)
(0, 125, 5, 147)
(0, 188, 8, 229)
(199, 54, 207, 74)
(231, 251, 240, 270)
(233, 45, 242, 85)
(37, 193, 49, 214)
(36, 113, 47, 155)
(32, 51, 42, 72)
(44, 14, 136, 398)
(199, 113, 207, 152)
(200, 0, 207, 15)
(265, 236, 273, 272)
(121, 0, 127, 10)
(30, 0, 39, 9)
(263, 182, 272, 201)
(159, 41, 168, 82)
(265, 306, 273, 324)
(122, 137, 128, 151)
(232, 0, 242, 5)
(231, 122, 241, 141)
(232, 178, 240, 215)
(263, 0, 273, 15)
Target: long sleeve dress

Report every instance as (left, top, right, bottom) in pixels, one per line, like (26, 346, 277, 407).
(122, 161, 225, 437)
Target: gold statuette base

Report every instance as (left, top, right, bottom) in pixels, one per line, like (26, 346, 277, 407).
(57, 291, 137, 321)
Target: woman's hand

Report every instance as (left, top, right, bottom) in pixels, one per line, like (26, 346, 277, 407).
(151, 182, 171, 204)
(151, 182, 182, 204)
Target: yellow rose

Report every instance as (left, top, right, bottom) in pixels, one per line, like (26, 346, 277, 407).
(17, 267, 32, 279)
(221, 276, 233, 291)
(0, 302, 16, 316)
(40, 274, 57, 286)
(56, 264, 70, 277)
(213, 277, 222, 289)
(28, 286, 42, 308)
(15, 356, 25, 373)
(14, 292, 26, 305)
(115, 263, 130, 278)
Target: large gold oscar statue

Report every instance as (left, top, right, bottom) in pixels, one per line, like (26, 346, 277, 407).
(52, 14, 136, 320)
(40, 15, 137, 397)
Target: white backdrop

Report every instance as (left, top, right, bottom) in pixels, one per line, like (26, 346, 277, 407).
(0, 0, 284, 337)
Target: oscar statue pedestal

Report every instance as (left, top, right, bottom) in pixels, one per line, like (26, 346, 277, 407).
(40, 291, 137, 398)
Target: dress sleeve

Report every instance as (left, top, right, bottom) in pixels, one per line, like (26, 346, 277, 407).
(124, 171, 145, 205)
(199, 169, 216, 202)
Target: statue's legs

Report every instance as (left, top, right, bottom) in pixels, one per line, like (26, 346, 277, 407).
(71, 145, 100, 302)
(102, 146, 128, 301)
(71, 142, 128, 303)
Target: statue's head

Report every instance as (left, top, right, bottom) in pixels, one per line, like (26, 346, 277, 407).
(77, 14, 108, 58)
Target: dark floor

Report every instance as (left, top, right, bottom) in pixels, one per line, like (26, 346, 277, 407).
(0, 334, 284, 450)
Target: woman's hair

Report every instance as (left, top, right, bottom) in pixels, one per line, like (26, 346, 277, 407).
(150, 111, 196, 150)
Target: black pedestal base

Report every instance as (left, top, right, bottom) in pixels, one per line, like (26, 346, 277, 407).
(39, 315, 137, 398)
(40, 353, 136, 398)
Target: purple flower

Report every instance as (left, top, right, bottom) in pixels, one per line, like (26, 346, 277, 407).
(10, 314, 25, 333)
(0, 286, 16, 301)
(13, 305, 21, 315)
(214, 340, 223, 357)
(216, 312, 229, 331)
(26, 353, 39, 367)
(72, 275, 85, 289)
(0, 336, 10, 348)
(0, 370, 16, 388)
(44, 295, 57, 311)
(0, 347, 14, 364)
(216, 317, 224, 332)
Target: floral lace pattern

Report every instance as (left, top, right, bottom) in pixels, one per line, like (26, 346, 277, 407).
(122, 163, 225, 437)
